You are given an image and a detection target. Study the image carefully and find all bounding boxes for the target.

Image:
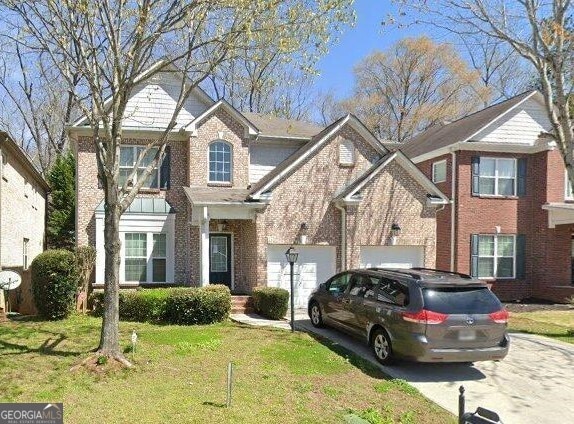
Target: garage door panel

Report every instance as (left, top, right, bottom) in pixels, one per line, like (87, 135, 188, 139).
(267, 245, 336, 309)
(360, 246, 424, 269)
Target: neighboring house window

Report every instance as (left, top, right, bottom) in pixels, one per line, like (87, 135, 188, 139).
(23, 238, 29, 270)
(566, 171, 573, 200)
(471, 234, 517, 279)
(339, 139, 355, 166)
(432, 160, 447, 183)
(209, 141, 232, 183)
(119, 146, 160, 189)
(124, 233, 147, 282)
(152, 233, 167, 283)
(472, 157, 527, 197)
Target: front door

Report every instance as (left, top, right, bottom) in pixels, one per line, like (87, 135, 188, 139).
(210, 234, 232, 287)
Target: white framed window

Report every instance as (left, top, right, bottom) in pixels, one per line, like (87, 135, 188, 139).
(565, 171, 573, 200)
(477, 235, 516, 279)
(124, 232, 169, 283)
(478, 158, 517, 196)
(432, 159, 447, 183)
(124, 233, 147, 282)
(339, 139, 355, 166)
(152, 233, 167, 283)
(119, 146, 160, 189)
(23, 238, 29, 270)
(208, 141, 232, 183)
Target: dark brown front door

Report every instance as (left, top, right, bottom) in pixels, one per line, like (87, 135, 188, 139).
(209, 234, 232, 287)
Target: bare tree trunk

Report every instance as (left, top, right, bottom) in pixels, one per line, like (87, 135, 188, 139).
(97, 185, 130, 365)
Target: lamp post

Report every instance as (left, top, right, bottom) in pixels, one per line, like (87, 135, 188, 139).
(285, 246, 299, 332)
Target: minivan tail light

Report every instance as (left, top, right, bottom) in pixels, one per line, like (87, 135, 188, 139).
(488, 309, 509, 324)
(402, 309, 448, 325)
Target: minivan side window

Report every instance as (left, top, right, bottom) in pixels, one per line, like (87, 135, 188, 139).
(349, 275, 379, 298)
(378, 278, 410, 307)
(327, 273, 350, 295)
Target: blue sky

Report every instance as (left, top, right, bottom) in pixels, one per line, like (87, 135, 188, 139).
(315, 0, 421, 98)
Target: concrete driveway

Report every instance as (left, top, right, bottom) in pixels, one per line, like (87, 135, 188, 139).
(296, 318, 574, 424)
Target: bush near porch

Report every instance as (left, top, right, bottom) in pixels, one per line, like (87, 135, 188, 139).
(252, 287, 289, 320)
(90, 285, 231, 325)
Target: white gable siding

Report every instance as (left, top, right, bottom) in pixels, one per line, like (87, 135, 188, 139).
(249, 144, 299, 184)
(122, 72, 211, 129)
(474, 98, 551, 145)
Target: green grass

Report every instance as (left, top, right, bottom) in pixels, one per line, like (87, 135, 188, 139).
(508, 310, 574, 344)
(0, 315, 454, 424)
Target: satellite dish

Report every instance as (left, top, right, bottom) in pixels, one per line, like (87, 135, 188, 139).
(0, 270, 22, 290)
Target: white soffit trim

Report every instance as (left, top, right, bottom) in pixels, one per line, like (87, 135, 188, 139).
(183, 100, 259, 137)
(410, 140, 554, 164)
(251, 115, 387, 199)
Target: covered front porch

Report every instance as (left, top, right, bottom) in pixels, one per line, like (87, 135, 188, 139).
(184, 187, 266, 292)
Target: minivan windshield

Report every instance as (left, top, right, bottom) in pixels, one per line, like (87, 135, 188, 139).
(422, 287, 501, 314)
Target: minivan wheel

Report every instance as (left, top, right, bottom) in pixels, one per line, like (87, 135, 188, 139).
(372, 328, 393, 365)
(309, 302, 324, 328)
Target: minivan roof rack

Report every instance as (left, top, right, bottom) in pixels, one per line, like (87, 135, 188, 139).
(365, 268, 424, 280)
(410, 267, 473, 279)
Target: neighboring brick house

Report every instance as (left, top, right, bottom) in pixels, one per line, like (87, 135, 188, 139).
(402, 91, 574, 303)
(70, 68, 448, 307)
(0, 131, 49, 315)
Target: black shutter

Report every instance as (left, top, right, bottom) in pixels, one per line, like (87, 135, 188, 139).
(470, 234, 479, 278)
(471, 156, 480, 196)
(516, 234, 526, 279)
(517, 158, 527, 197)
(160, 145, 171, 190)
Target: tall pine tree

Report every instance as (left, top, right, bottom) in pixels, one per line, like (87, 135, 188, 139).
(46, 152, 75, 249)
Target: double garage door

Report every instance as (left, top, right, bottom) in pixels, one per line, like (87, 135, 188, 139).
(266, 245, 424, 309)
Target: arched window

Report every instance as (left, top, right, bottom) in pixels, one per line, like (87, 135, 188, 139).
(209, 141, 232, 183)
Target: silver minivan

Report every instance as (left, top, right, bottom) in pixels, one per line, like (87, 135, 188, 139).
(308, 268, 510, 364)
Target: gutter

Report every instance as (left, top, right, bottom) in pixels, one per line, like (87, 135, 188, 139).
(334, 203, 346, 270)
(450, 150, 457, 272)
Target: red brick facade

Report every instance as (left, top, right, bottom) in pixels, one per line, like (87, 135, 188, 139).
(74, 114, 441, 292)
(418, 148, 574, 302)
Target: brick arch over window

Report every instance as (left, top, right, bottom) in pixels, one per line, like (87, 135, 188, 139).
(208, 140, 233, 183)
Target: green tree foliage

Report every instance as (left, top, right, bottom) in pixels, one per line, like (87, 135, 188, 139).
(46, 152, 75, 250)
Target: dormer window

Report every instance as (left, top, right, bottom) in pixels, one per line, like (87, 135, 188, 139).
(209, 140, 232, 183)
(339, 139, 355, 166)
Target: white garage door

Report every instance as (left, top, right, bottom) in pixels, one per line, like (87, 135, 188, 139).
(267, 245, 336, 309)
(359, 246, 424, 269)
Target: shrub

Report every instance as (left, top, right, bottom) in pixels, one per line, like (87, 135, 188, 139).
(252, 287, 289, 320)
(90, 285, 231, 325)
(120, 289, 170, 322)
(90, 289, 169, 323)
(31, 249, 79, 320)
(163, 285, 231, 325)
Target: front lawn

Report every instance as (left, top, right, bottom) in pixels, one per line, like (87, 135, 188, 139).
(508, 310, 574, 344)
(0, 315, 453, 423)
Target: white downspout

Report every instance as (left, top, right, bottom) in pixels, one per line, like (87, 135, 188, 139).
(450, 151, 457, 272)
(335, 204, 346, 270)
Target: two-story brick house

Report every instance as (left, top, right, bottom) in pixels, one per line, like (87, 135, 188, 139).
(403, 91, 574, 302)
(70, 68, 449, 307)
(0, 131, 49, 315)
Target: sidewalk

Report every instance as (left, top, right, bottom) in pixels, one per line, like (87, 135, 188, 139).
(230, 309, 308, 330)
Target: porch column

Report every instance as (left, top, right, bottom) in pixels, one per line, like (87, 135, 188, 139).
(199, 206, 210, 286)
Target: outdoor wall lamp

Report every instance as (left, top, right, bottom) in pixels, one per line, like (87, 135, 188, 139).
(285, 246, 299, 333)
(299, 222, 309, 245)
(390, 223, 401, 246)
